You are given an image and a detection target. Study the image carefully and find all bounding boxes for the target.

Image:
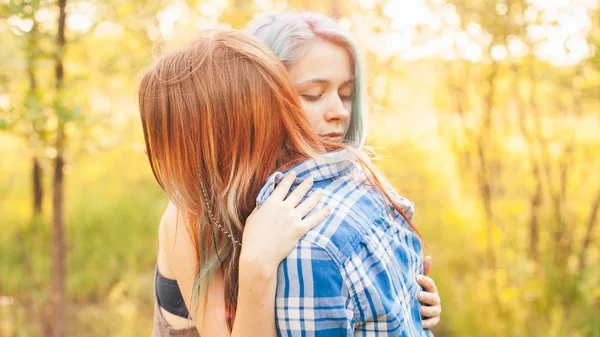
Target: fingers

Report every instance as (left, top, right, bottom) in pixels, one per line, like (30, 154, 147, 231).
(417, 291, 441, 306)
(270, 171, 297, 200)
(295, 189, 322, 217)
(423, 255, 432, 276)
(417, 275, 438, 293)
(421, 315, 440, 329)
(420, 304, 441, 318)
(297, 206, 331, 235)
(285, 176, 314, 206)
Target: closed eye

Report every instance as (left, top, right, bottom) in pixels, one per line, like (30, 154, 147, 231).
(302, 95, 322, 102)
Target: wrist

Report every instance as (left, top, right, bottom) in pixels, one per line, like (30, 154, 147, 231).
(237, 258, 277, 302)
(238, 253, 277, 281)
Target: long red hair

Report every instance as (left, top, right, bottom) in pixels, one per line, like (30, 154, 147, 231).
(138, 29, 420, 331)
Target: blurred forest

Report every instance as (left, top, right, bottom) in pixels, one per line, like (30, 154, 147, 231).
(0, 0, 599, 336)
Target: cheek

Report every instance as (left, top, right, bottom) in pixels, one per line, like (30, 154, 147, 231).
(300, 101, 326, 129)
(344, 102, 353, 119)
(342, 103, 352, 134)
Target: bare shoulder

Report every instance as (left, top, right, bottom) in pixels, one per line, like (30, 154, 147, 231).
(159, 201, 179, 240)
(157, 201, 195, 280)
(158, 201, 197, 272)
(159, 201, 189, 251)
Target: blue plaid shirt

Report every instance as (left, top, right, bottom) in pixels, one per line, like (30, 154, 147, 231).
(256, 150, 433, 337)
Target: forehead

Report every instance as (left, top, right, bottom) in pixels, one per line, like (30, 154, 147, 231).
(287, 39, 353, 84)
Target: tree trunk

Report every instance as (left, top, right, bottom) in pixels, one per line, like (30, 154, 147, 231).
(513, 62, 541, 265)
(557, 65, 583, 263)
(479, 63, 498, 270)
(50, 0, 67, 336)
(579, 189, 600, 271)
(28, 19, 43, 217)
(33, 157, 43, 215)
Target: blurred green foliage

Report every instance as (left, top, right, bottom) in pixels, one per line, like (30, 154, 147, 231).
(1, 0, 599, 336)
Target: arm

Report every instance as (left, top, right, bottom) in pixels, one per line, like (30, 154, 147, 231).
(231, 255, 279, 337)
(275, 241, 357, 337)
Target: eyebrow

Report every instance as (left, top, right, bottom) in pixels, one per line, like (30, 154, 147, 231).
(296, 78, 355, 87)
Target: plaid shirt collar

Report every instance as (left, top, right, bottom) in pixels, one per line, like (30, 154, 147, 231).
(256, 150, 356, 207)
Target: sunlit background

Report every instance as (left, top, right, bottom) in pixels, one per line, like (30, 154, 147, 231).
(1, 0, 599, 336)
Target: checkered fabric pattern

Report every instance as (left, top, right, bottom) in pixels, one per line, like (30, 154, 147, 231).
(256, 150, 434, 337)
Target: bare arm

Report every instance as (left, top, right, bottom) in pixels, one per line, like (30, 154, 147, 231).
(162, 210, 279, 337)
(231, 256, 279, 337)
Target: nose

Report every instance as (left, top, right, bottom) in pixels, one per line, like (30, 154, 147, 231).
(325, 95, 350, 123)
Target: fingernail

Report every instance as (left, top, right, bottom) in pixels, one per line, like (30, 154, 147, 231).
(418, 292, 424, 300)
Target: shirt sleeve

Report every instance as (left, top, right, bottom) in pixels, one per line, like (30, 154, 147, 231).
(275, 241, 357, 337)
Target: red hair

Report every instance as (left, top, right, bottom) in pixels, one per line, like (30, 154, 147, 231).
(138, 29, 420, 331)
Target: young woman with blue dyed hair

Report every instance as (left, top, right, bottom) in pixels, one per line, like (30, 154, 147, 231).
(153, 12, 442, 337)
(248, 12, 441, 328)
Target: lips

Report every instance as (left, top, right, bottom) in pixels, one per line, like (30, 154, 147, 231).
(320, 132, 344, 142)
